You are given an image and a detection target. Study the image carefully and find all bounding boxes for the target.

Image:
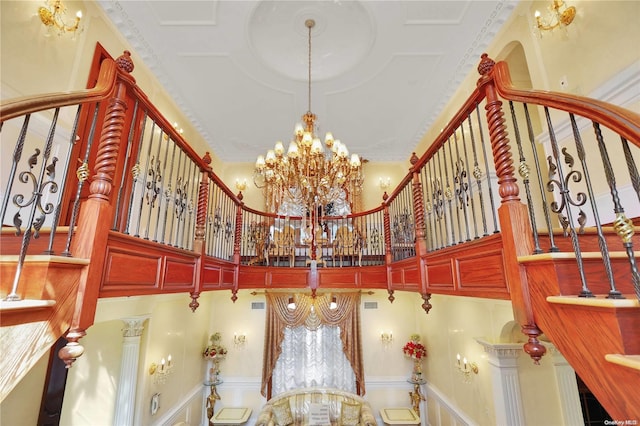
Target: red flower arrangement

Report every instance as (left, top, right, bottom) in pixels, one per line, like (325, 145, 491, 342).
(403, 335, 427, 359)
(203, 332, 228, 359)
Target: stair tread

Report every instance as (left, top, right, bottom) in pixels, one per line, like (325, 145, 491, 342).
(547, 295, 640, 308)
(519, 251, 640, 262)
(605, 354, 640, 371)
(0, 299, 56, 311)
(0, 255, 89, 265)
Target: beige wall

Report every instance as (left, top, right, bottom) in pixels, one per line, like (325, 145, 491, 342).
(60, 293, 214, 426)
(0, 0, 221, 171)
(415, 0, 640, 157)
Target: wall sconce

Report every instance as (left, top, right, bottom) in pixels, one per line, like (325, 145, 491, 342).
(379, 177, 391, 190)
(380, 331, 393, 346)
(233, 332, 246, 348)
(149, 355, 173, 385)
(235, 178, 247, 192)
(38, 0, 82, 37)
(534, 0, 576, 34)
(456, 353, 478, 382)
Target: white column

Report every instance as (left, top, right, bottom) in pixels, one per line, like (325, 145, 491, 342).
(476, 339, 526, 426)
(548, 345, 585, 426)
(114, 316, 149, 426)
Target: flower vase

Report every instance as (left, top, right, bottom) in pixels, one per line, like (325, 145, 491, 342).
(411, 358, 423, 382)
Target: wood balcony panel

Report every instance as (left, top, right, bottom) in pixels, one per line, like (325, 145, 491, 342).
(202, 257, 235, 290)
(99, 233, 198, 297)
(422, 234, 510, 299)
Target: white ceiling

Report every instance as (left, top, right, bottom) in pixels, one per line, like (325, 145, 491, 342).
(97, 1, 517, 163)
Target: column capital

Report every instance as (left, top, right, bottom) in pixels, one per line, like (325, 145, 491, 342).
(121, 315, 150, 337)
(476, 338, 523, 366)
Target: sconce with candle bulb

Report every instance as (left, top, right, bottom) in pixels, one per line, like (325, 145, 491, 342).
(235, 179, 247, 192)
(455, 353, 478, 382)
(233, 332, 246, 348)
(378, 177, 391, 190)
(533, 0, 576, 36)
(380, 331, 393, 346)
(149, 354, 173, 385)
(38, 0, 82, 37)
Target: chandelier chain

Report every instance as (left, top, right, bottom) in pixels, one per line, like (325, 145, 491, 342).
(307, 19, 314, 114)
(253, 18, 364, 217)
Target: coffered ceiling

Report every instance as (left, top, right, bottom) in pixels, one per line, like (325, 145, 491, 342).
(97, 1, 517, 163)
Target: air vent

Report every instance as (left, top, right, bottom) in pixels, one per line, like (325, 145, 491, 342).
(251, 301, 265, 310)
(363, 301, 378, 310)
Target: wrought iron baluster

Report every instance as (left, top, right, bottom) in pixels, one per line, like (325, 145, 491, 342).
(421, 167, 435, 251)
(475, 104, 499, 233)
(508, 101, 542, 254)
(1, 115, 30, 226)
(184, 160, 198, 250)
(124, 111, 148, 235)
(431, 159, 445, 249)
(46, 105, 82, 254)
(134, 121, 157, 238)
(448, 135, 462, 244)
(545, 107, 592, 297)
(144, 129, 164, 240)
(466, 114, 488, 237)
(439, 146, 455, 246)
(594, 123, 639, 299)
(460, 118, 478, 240)
(160, 143, 178, 244)
(113, 100, 139, 231)
(454, 129, 471, 242)
(6, 109, 61, 301)
(621, 137, 640, 204)
(569, 115, 621, 298)
(153, 131, 172, 243)
(168, 149, 186, 246)
(63, 104, 100, 256)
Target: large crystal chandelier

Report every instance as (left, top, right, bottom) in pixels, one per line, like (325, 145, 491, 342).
(254, 19, 363, 215)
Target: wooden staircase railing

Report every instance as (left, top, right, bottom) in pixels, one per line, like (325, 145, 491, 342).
(2, 49, 639, 418)
(481, 54, 640, 418)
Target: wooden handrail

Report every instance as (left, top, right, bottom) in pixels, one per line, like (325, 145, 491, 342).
(492, 61, 640, 145)
(0, 58, 119, 122)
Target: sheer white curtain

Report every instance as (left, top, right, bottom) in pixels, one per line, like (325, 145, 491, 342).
(272, 324, 356, 395)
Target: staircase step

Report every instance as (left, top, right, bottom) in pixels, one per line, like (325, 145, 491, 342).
(1, 255, 89, 300)
(0, 226, 72, 256)
(605, 354, 640, 371)
(536, 225, 640, 253)
(520, 252, 639, 295)
(0, 299, 55, 312)
(547, 295, 640, 308)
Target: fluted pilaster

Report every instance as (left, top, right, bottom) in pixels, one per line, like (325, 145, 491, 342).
(548, 345, 585, 425)
(476, 339, 525, 426)
(114, 316, 149, 426)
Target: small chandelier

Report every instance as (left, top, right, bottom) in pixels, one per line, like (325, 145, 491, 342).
(534, 0, 576, 34)
(38, 0, 83, 37)
(254, 19, 363, 215)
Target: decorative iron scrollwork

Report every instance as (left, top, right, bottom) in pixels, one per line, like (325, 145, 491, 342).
(11, 149, 59, 238)
(145, 156, 162, 208)
(431, 178, 444, 219)
(546, 148, 588, 234)
(454, 159, 469, 207)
